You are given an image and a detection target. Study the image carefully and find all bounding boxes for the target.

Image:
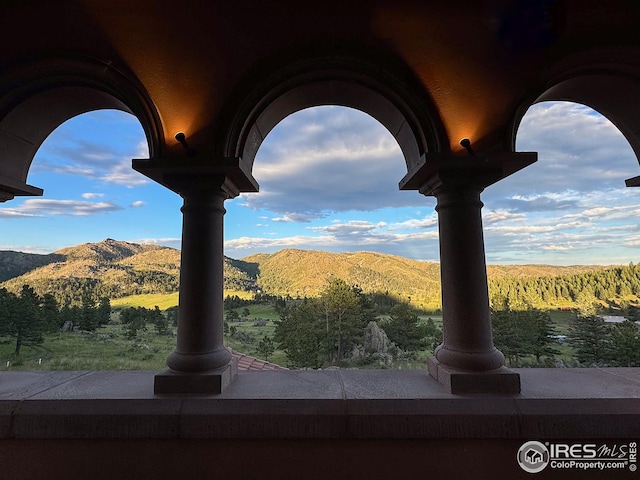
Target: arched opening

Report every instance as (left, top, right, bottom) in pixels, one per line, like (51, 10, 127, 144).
(484, 100, 640, 368)
(0, 57, 163, 202)
(223, 105, 443, 368)
(227, 105, 439, 262)
(0, 109, 187, 370)
(0, 109, 173, 251)
(218, 53, 447, 176)
(533, 74, 640, 163)
(498, 101, 640, 266)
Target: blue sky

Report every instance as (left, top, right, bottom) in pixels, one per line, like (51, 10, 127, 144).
(1, 102, 639, 265)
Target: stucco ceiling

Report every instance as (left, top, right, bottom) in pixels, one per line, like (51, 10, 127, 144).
(1, 0, 640, 161)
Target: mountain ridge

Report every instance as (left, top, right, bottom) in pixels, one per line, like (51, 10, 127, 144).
(0, 239, 253, 305)
(0, 239, 620, 307)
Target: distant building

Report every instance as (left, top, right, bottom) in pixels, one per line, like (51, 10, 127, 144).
(602, 316, 629, 323)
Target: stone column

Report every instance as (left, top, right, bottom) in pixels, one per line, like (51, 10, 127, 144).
(132, 157, 258, 394)
(400, 152, 536, 393)
(432, 185, 505, 372)
(154, 177, 239, 393)
(425, 179, 520, 393)
(166, 188, 230, 373)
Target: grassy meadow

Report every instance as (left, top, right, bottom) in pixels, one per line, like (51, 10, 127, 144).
(0, 302, 288, 371)
(0, 297, 579, 371)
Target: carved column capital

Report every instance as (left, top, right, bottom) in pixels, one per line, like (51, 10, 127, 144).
(132, 155, 259, 198)
(399, 151, 537, 196)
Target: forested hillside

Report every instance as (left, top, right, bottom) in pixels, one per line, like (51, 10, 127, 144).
(243, 249, 615, 308)
(0, 239, 255, 306)
(243, 249, 442, 303)
(0, 251, 64, 282)
(1, 240, 639, 311)
(489, 262, 640, 309)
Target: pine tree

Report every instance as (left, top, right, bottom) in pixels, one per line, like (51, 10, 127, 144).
(78, 293, 98, 331)
(97, 297, 111, 327)
(41, 293, 60, 333)
(0, 285, 47, 356)
(319, 278, 365, 364)
(384, 302, 427, 351)
(273, 299, 324, 368)
(608, 320, 640, 366)
(491, 305, 559, 367)
(519, 309, 560, 364)
(257, 335, 275, 362)
(569, 315, 611, 365)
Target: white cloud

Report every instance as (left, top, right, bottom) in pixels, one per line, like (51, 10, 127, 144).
(0, 199, 122, 217)
(224, 102, 640, 263)
(101, 162, 148, 187)
(128, 237, 181, 249)
(224, 217, 441, 260)
(81, 192, 104, 199)
(0, 208, 40, 218)
(242, 106, 423, 218)
(32, 111, 149, 188)
(311, 221, 388, 237)
(541, 245, 573, 251)
(389, 217, 438, 230)
(272, 212, 325, 223)
(0, 244, 56, 254)
(483, 210, 526, 224)
(226, 235, 338, 251)
(131, 201, 145, 208)
(488, 102, 639, 203)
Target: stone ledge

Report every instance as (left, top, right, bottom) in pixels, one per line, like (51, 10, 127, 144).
(0, 368, 638, 440)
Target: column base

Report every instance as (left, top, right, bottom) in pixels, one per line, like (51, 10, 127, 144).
(154, 358, 238, 394)
(427, 357, 520, 394)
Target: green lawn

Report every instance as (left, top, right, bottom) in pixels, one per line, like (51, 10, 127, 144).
(111, 293, 179, 310)
(547, 309, 576, 334)
(111, 290, 254, 310)
(0, 324, 175, 371)
(0, 305, 579, 371)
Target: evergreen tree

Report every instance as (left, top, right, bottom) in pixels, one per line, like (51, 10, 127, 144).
(574, 288, 599, 316)
(491, 305, 559, 366)
(569, 315, 611, 365)
(626, 305, 640, 322)
(0, 285, 46, 356)
(274, 299, 324, 368)
(319, 278, 366, 364)
(517, 309, 560, 364)
(41, 293, 60, 333)
(150, 306, 170, 335)
(226, 309, 240, 323)
(384, 302, 427, 351)
(120, 307, 147, 340)
(97, 297, 112, 327)
(77, 293, 98, 331)
(492, 308, 526, 366)
(166, 306, 179, 327)
(257, 335, 275, 362)
(608, 320, 640, 366)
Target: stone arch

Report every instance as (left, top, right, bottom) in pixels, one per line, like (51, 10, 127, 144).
(217, 51, 447, 179)
(509, 50, 640, 164)
(0, 55, 162, 200)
